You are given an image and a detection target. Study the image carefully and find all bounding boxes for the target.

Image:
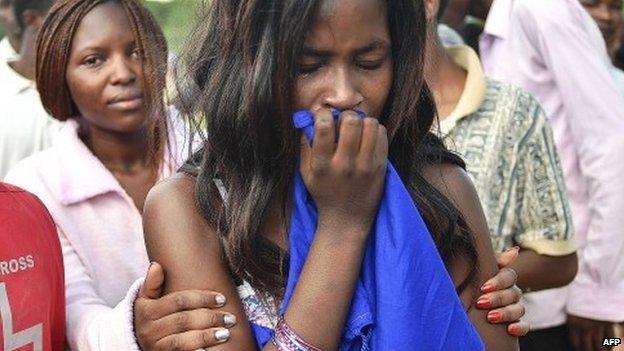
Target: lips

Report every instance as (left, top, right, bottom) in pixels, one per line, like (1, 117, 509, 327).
(107, 92, 144, 111)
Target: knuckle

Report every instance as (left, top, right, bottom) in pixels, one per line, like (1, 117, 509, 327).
(363, 117, 379, 128)
(175, 311, 190, 329)
(502, 267, 518, 281)
(335, 162, 355, 177)
(344, 115, 361, 127)
(315, 120, 333, 135)
(492, 293, 503, 306)
(136, 326, 151, 343)
(202, 293, 215, 307)
(355, 163, 374, 177)
(199, 330, 214, 346)
(311, 157, 330, 174)
(165, 336, 182, 351)
(512, 286, 523, 301)
(136, 301, 151, 320)
(207, 311, 220, 327)
(378, 124, 387, 135)
(174, 294, 189, 310)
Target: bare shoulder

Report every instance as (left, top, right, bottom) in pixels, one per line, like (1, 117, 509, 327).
(421, 162, 479, 211)
(144, 172, 197, 211)
(143, 173, 203, 239)
(143, 173, 228, 293)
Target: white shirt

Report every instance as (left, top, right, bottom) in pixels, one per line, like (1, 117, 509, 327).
(481, 0, 624, 327)
(0, 58, 62, 179)
(0, 37, 18, 63)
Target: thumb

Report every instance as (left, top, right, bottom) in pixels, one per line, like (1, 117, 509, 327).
(496, 246, 520, 268)
(139, 262, 165, 299)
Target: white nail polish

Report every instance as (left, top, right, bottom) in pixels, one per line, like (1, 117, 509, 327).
(224, 314, 237, 327)
(215, 294, 226, 306)
(215, 328, 230, 342)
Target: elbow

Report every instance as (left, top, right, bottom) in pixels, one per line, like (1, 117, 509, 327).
(552, 253, 578, 287)
(563, 253, 579, 286)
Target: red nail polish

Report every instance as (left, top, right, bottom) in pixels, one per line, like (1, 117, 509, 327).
(481, 284, 495, 293)
(509, 325, 519, 335)
(476, 298, 491, 309)
(488, 311, 502, 323)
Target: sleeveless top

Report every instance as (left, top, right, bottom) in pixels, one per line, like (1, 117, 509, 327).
(178, 152, 280, 331)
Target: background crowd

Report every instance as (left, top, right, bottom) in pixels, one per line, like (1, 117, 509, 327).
(0, 0, 623, 350)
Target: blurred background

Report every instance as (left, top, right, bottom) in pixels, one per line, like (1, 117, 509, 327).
(0, 0, 199, 53)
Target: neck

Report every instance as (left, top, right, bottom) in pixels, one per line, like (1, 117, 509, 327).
(80, 122, 152, 173)
(9, 28, 36, 81)
(424, 34, 468, 120)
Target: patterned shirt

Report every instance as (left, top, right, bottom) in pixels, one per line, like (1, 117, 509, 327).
(439, 46, 575, 256)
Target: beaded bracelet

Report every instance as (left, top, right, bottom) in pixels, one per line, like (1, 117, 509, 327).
(271, 316, 323, 351)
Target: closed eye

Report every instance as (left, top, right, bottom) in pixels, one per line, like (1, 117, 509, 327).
(298, 63, 323, 75)
(356, 60, 384, 70)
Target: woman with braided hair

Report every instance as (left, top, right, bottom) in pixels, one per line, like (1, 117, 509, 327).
(5, 0, 237, 349)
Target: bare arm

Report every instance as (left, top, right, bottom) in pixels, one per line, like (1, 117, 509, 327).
(424, 163, 519, 351)
(143, 110, 387, 350)
(511, 250, 577, 292)
(143, 175, 258, 351)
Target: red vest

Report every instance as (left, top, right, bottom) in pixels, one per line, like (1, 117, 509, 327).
(0, 182, 65, 351)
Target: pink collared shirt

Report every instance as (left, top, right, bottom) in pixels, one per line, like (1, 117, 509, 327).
(481, 0, 624, 327)
(5, 119, 187, 350)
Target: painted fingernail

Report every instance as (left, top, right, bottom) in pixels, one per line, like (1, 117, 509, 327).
(224, 314, 237, 327)
(215, 294, 226, 306)
(487, 311, 502, 323)
(505, 246, 520, 252)
(476, 298, 492, 309)
(481, 284, 495, 293)
(215, 328, 230, 342)
(509, 324, 520, 335)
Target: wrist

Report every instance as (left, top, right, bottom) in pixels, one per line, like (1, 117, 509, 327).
(316, 214, 372, 243)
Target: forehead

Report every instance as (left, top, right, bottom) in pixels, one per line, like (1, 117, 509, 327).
(306, 0, 389, 48)
(71, 1, 135, 51)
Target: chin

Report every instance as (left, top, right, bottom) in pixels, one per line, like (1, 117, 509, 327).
(109, 110, 148, 134)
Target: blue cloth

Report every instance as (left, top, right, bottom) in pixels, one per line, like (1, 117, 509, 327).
(250, 110, 484, 350)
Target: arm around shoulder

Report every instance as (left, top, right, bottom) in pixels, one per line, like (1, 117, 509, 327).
(423, 163, 519, 351)
(142, 173, 258, 350)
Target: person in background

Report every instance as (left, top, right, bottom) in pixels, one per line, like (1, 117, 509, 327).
(0, 0, 20, 63)
(425, 0, 578, 334)
(614, 28, 624, 69)
(0, 0, 61, 179)
(438, 0, 492, 52)
(5, 0, 237, 349)
(0, 181, 65, 351)
(480, 0, 624, 350)
(580, 0, 623, 61)
(580, 0, 624, 96)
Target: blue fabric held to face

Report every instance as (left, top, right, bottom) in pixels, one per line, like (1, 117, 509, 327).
(249, 109, 485, 350)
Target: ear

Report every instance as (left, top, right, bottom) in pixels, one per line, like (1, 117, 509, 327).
(424, 0, 440, 22)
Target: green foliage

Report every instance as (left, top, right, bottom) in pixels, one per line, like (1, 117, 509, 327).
(143, 0, 200, 53)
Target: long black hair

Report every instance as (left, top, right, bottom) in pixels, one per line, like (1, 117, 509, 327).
(174, 0, 478, 298)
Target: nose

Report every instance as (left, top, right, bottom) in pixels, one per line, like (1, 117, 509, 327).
(595, 3, 613, 22)
(110, 55, 137, 86)
(322, 67, 364, 111)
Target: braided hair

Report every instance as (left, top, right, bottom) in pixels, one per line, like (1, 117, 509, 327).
(35, 0, 168, 169)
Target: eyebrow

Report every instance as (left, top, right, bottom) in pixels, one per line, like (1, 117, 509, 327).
(302, 39, 390, 57)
